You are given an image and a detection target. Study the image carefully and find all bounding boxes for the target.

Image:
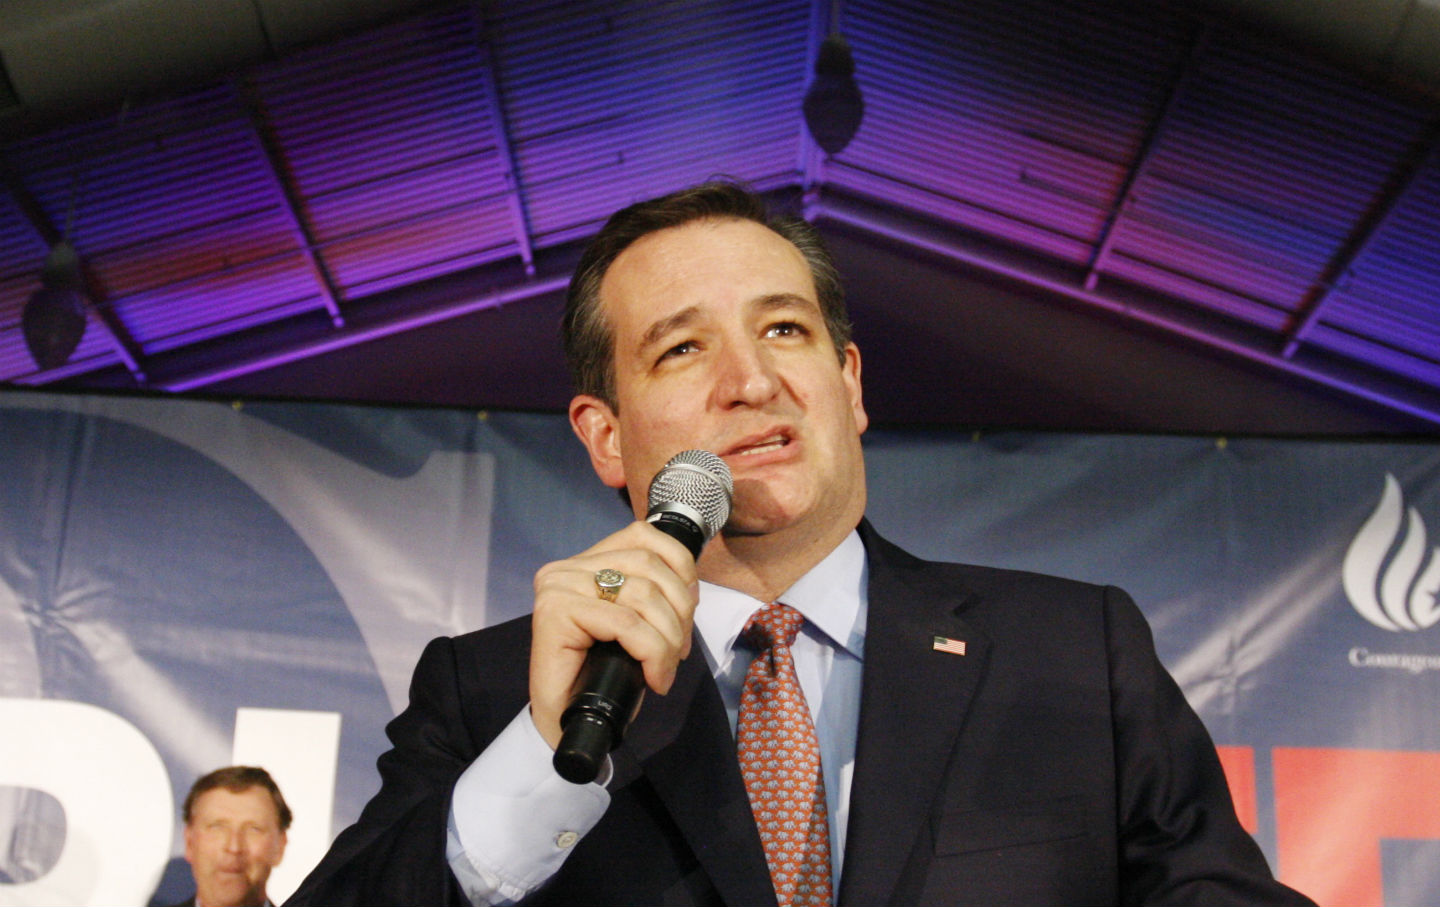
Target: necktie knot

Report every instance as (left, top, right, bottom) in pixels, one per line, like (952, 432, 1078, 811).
(742, 602, 805, 652)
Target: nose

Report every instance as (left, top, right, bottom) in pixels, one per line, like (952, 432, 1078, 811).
(224, 829, 243, 853)
(713, 336, 780, 408)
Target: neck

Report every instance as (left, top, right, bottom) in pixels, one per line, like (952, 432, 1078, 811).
(697, 515, 859, 601)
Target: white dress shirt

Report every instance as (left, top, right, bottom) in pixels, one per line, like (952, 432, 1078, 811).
(446, 531, 868, 906)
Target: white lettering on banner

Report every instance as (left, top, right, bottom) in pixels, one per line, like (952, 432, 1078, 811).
(1343, 474, 1440, 632)
(1348, 647, 1440, 675)
(232, 708, 341, 905)
(0, 699, 172, 907)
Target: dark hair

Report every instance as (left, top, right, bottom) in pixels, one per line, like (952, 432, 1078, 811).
(562, 180, 852, 409)
(182, 765, 292, 831)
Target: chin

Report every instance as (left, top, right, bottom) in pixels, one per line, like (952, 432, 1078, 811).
(720, 518, 777, 538)
(722, 500, 811, 537)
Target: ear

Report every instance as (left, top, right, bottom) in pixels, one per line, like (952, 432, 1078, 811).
(842, 342, 868, 434)
(569, 394, 627, 488)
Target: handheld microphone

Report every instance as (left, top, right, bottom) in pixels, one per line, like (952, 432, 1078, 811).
(552, 449, 733, 784)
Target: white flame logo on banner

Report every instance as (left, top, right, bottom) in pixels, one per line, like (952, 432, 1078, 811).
(1343, 474, 1440, 632)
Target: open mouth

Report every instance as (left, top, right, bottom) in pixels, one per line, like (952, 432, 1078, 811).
(729, 433, 790, 458)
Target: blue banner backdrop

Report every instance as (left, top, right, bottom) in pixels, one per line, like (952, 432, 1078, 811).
(1, 389, 1438, 906)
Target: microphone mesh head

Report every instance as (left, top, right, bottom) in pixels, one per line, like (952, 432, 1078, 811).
(647, 450, 733, 541)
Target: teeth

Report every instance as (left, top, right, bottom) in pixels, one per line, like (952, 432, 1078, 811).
(738, 437, 786, 456)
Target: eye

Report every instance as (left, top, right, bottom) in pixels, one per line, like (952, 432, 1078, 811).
(657, 340, 699, 362)
(765, 321, 808, 339)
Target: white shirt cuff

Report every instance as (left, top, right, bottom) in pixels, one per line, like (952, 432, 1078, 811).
(446, 707, 611, 906)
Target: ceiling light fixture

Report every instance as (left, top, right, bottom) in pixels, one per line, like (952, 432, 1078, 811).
(22, 241, 90, 370)
(802, 33, 864, 155)
(20, 100, 132, 372)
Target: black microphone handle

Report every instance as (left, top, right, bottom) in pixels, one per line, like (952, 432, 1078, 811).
(552, 514, 707, 784)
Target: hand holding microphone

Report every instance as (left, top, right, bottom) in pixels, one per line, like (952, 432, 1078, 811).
(551, 450, 733, 784)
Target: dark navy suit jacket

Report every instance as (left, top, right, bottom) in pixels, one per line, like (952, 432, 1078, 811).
(287, 521, 1314, 906)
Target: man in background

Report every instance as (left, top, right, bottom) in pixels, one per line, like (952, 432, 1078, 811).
(164, 766, 289, 907)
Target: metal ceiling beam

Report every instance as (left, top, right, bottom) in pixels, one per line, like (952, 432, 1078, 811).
(155, 271, 570, 393)
(1280, 120, 1440, 359)
(233, 76, 346, 328)
(470, 4, 536, 276)
(1084, 22, 1211, 292)
(817, 193, 1440, 428)
(2, 159, 148, 381)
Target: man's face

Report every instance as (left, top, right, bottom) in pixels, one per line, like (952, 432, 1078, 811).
(183, 786, 286, 907)
(571, 217, 868, 549)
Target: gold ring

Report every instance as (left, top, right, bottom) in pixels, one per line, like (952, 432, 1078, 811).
(595, 568, 626, 602)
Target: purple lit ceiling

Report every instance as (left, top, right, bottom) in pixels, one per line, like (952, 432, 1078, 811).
(2, 0, 1438, 433)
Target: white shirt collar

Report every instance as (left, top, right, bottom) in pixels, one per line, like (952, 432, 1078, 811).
(693, 529, 867, 671)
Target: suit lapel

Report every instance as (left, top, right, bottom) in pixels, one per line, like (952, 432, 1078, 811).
(838, 525, 991, 906)
(599, 524, 987, 907)
(614, 637, 778, 907)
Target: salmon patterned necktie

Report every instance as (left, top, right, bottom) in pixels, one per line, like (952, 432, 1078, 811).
(736, 602, 833, 907)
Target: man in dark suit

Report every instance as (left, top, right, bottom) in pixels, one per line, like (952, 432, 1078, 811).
(287, 182, 1315, 906)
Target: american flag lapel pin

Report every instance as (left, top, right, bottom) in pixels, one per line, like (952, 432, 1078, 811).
(932, 635, 967, 656)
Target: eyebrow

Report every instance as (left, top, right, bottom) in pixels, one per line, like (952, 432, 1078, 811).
(752, 292, 818, 317)
(636, 293, 818, 353)
(638, 305, 701, 353)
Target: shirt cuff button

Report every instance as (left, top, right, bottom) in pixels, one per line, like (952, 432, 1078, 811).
(555, 831, 579, 849)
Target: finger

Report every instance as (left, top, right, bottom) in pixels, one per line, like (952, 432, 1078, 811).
(530, 565, 688, 719)
(556, 554, 696, 644)
(528, 521, 705, 746)
(534, 586, 683, 699)
(545, 565, 693, 683)
(577, 521, 699, 588)
(589, 572, 690, 653)
(541, 545, 699, 654)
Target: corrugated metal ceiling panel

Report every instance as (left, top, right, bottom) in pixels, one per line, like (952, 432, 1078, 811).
(1125, 32, 1426, 314)
(125, 258, 325, 354)
(253, 6, 517, 298)
(1317, 157, 1440, 363)
(837, 0, 1191, 257)
(87, 206, 297, 301)
(0, 0, 1436, 423)
(255, 12, 499, 198)
(1307, 324, 1440, 389)
(2, 83, 327, 348)
(324, 202, 519, 295)
(497, 0, 811, 239)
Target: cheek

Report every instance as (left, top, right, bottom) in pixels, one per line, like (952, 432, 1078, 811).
(620, 412, 684, 462)
(263, 833, 287, 863)
(187, 831, 220, 862)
